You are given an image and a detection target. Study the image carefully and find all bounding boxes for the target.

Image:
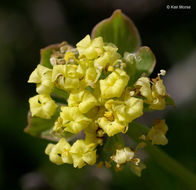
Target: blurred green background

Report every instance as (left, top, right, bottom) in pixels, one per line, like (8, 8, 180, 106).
(0, 0, 196, 189)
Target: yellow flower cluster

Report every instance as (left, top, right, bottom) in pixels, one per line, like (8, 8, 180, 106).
(45, 138, 96, 168)
(28, 35, 169, 168)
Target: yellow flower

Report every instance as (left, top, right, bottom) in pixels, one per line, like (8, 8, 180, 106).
(134, 77, 152, 102)
(52, 116, 64, 136)
(111, 147, 135, 167)
(135, 76, 167, 110)
(100, 69, 129, 99)
(97, 117, 125, 137)
(64, 51, 78, 64)
(52, 65, 80, 91)
(60, 106, 92, 134)
(70, 140, 97, 168)
(153, 79, 166, 96)
(147, 119, 168, 145)
(68, 90, 98, 113)
(77, 59, 101, 87)
(105, 97, 143, 124)
(76, 60, 86, 79)
(28, 29, 173, 172)
(94, 44, 121, 69)
(45, 138, 72, 165)
(76, 35, 103, 59)
(28, 64, 53, 94)
(84, 123, 103, 145)
(150, 79, 166, 110)
(29, 94, 57, 119)
(149, 97, 166, 110)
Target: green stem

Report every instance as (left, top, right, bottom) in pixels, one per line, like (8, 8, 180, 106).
(128, 122, 196, 189)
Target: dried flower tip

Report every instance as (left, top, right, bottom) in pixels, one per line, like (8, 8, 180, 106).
(159, 69, 166, 76)
(147, 119, 168, 145)
(139, 134, 146, 141)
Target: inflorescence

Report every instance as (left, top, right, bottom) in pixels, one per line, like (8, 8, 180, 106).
(28, 35, 169, 172)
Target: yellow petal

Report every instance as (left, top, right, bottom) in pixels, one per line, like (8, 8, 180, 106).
(52, 65, 80, 91)
(153, 79, 166, 96)
(94, 45, 120, 69)
(125, 97, 143, 123)
(82, 150, 96, 165)
(135, 77, 152, 102)
(68, 90, 98, 113)
(105, 97, 143, 124)
(76, 35, 91, 49)
(100, 69, 129, 99)
(76, 35, 103, 59)
(60, 107, 92, 134)
(97, 117, 125, 136)
(28, 64, 53, 94)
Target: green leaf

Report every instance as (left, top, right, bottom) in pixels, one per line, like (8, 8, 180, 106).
(25, 106, 74, 141)
(24, 106, 76, 141)
(25, 106, 76, 141)
(50, 87, 69, 104)
(124, 46, 156, 86)
(40, 44, 59, 68)
(165, 95, 176, 107)
(91, 9, 141, 55)
(24, 107, 60, 141)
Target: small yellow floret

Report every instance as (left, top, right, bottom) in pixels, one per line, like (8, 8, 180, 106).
(76, 35, 103, 59)
(135, 76, 167, 110)
(105, 97, 143, 124)
(64, 51, 77, 63)
(52, 65, 80, 91)
(150, 79, 166, 110)
(84, 129, 103, 145)
(28, 64, 53, 94)
(29, 94, 57, 119)
(97, 117, 125, 137)
(153, 79, 166, 96)
(70, 140, 97, 168)
(60, 106, 92, 134)
(100, 69, 129, 99)
(77, 59, 101, 87)
(45, 138, 72, 165)
(94, 45, 120, 69)
(68, 90, 98, 113)
(135, 77, 152, 102)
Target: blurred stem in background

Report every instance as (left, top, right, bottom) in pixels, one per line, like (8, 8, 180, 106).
(128, 122, 196, 190)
